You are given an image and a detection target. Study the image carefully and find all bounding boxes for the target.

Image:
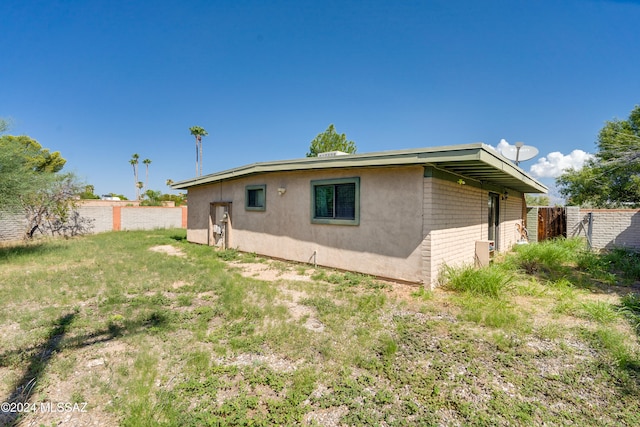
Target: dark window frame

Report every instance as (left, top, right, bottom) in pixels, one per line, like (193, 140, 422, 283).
(310, 177, 360, 225)
(245, 184, 266, 211)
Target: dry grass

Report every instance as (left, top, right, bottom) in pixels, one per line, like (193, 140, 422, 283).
(0, 231, 639, 426)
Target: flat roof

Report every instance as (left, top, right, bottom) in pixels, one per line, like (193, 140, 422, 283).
(172, 143, 548, 194)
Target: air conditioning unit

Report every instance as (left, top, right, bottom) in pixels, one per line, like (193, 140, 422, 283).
(475, 240, 495, 267)
(318, 151, 349, 158)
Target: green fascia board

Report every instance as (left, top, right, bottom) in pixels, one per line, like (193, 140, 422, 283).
(172, 143, 547, 194)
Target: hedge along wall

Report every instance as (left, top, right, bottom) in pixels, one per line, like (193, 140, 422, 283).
(568, 208, 640, 250)
(0, 205, 187, 242)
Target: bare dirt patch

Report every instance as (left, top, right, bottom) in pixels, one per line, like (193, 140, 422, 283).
(149, 245, 185, 257)
(229, 260, 314, 283)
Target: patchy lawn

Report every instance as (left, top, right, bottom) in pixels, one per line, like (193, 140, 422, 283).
(0, 230, 638, 426)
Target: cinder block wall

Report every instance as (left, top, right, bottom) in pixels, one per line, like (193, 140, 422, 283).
(1, 205, 187, 242)
(526, 207, 539, 243)
(565, 206, 582, 240)
(120, 207, 185, 230)
(76, 206, 114, 233)
(0, 212, 27, 241)
(422, 177, 524, 287)
(568, 209, 640, 250)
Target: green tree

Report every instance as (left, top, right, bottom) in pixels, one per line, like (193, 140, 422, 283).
(0, 140, 44, 211)
(130, 153, 140, 200)
(0, 129, 89, 237)
(525, 194, 550, 206)
(141, 189, 163, 206)
(189, 126, 208, 177)
(0, 135, 66, 173)
(557, 105, 640, 207)
(0, 134, 66, 211)
(160, 192, 187, 206)
(79, 184, 100, 200)
(306, 124, 357, 157)
(143, 158, 152, 190)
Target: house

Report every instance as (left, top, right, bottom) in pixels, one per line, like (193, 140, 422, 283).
(172, 143, 547, 287)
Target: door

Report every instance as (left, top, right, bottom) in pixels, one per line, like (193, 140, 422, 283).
(488, 193, 500, 250)
(209, 202, 232, 249)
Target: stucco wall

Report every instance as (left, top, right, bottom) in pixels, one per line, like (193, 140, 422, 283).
(568, 209, 640, 250)
(186, 166, 426, 282)
(186, 165, 526, 285)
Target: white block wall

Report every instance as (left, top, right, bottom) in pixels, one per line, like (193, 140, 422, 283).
(120, 207, 184, 231)
(422, 178, 524, 287)
(569, 209, 640, 250)
(0, 212, 27, 240)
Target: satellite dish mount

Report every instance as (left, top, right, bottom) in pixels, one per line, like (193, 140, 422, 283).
(500, 140, 539, 165)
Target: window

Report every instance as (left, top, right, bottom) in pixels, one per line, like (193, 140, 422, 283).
(311, 177, 360, 225)
(245, 185, 266, 211)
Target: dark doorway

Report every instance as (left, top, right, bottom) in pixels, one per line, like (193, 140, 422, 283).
(488, 193, 500, 250)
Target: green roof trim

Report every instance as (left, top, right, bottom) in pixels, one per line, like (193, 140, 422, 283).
(172, 143, 548, 194)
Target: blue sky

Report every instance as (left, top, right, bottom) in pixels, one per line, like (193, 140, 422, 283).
(2, 0, 639, 200)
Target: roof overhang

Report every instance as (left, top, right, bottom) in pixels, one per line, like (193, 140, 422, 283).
(172, 143, 547, 194)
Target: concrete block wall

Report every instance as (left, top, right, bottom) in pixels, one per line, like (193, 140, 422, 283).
(76, 206, 113, 233)
(119, 206, 186, 231)
(502, 194, 525, 249)
(424, 178, 486, 287)
(565, 206, 581, 241)
(1, 205, 187, 242)
(0, 212, 27, 241)
(422, 178, 524, 287)
(568, 209, 640, 250)
(525, 208, 539, 242)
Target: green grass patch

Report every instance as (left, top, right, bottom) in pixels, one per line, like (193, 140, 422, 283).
(1, 230, 639, 426)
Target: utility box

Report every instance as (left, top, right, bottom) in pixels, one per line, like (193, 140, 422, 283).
(475, 240, 495, 267)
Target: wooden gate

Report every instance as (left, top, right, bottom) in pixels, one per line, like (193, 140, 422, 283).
(537, 207, 566, 242)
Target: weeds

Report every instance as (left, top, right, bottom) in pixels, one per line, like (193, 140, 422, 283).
(1, 230, 640, 426)
(580, 300, 619, 324)
(441, 264, 514, 298)
(509, 237, 585, 276)
(619, 293, 640, 333)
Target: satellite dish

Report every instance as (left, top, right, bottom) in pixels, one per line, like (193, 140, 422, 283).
(500, 141, 539, 165)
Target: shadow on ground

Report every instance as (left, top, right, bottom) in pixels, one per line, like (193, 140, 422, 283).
(0, 310, 169, 427)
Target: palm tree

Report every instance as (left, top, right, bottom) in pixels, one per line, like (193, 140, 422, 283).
(130, 153, 140, 200)
(189, 126, 208, 177)
(143, 158, 151, 190)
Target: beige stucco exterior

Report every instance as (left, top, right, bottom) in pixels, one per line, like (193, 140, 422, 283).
(185, 164, 524, 287)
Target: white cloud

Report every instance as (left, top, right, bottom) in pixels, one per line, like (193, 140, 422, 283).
(529, 150, 593, 178)
(485, 139, 511, 154)
(496, 138, 510, 154)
